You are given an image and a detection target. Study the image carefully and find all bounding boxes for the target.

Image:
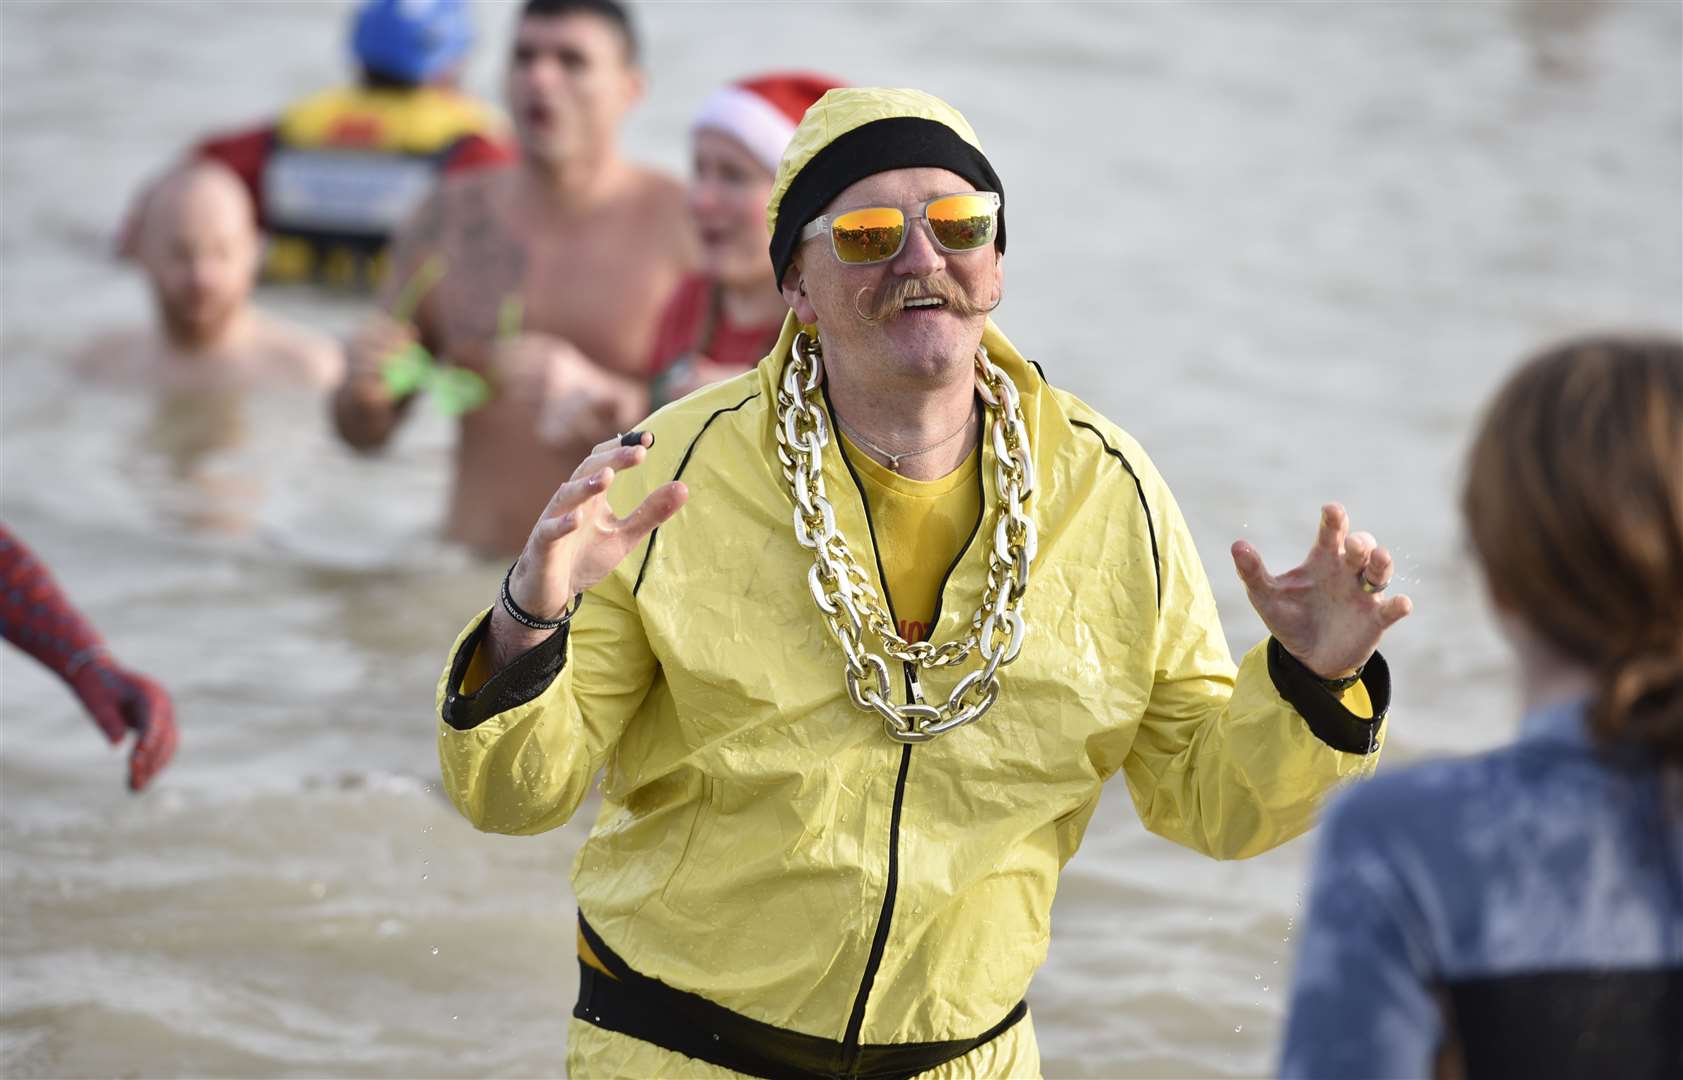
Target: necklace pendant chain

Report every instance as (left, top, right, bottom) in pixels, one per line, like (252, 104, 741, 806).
(836, 395, 979, 475)
(775, 331, 1039, 744)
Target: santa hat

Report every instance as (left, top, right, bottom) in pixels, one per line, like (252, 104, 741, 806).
(693, 72, 847, 175)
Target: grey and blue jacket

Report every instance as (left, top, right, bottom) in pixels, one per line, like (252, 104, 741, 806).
(1279, 697, 1683, 1079)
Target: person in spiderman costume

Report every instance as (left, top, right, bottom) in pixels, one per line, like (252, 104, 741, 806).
(0, 526, 178, 792)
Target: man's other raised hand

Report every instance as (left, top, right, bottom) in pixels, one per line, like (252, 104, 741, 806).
(1230, 503, 1413, 680)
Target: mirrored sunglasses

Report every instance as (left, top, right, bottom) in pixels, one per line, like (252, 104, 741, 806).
(800, 192, 1001, 265)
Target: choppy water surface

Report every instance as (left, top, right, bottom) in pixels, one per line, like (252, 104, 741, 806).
(3, 2, 1679, 1076)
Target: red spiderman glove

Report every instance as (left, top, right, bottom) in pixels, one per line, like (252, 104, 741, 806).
(1, 525, 179, 791)
(69, 659, 179, 791)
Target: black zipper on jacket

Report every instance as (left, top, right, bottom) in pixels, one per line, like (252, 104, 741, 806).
(841, 740, 913, 1071)
(826, 388, 987, 1071)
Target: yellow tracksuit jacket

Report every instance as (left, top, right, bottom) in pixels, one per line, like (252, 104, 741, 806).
(436, 316, 1388, 1076)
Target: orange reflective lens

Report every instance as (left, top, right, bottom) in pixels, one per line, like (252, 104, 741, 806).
(830, 207, 906, 264)
(821, 193, 1000, 264)
(925, 193, 997, 252)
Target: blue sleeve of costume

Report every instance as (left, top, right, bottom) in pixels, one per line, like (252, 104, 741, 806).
(1277, 789, 1443, 1078)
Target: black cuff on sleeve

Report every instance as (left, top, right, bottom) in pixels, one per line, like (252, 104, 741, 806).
(441, 612, 570, 731)
(1267, 638, 1390, 755)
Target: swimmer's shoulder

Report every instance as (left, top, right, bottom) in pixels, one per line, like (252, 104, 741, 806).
(620, 162, 688, 217)
(631, 161, 685, 198)
(251, 310, 344, 389)
(73, 326, 159, 384)
(618, 165, 694, 262)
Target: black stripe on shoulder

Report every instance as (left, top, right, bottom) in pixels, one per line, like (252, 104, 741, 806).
(632, 391, 760, 596)
(1069, 419, 1161, 608)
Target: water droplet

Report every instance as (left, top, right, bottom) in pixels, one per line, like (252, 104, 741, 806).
(1263, 985, 1270, 993)
(422, 874, 430, 882)
(712, 1034, 720, 1041)
(452, 1015, 459, 1021)
(1253, 974, 1261, 981)
(1234, 1025, 1244, 1033)
(423, 860, 430, 867)
(431, 946, 439, 956)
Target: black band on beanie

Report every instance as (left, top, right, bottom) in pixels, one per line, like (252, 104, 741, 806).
(769, 115, 1006, 284)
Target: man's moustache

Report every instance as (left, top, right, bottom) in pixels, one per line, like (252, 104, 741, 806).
(857, 276, 991, 322)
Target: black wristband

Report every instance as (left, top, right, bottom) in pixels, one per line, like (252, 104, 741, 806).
(1273, 640, 1366, 693)
(1266, 638, 1388, 755)
(1317, 663, 1366, 694)
(499, 563, 582, 631)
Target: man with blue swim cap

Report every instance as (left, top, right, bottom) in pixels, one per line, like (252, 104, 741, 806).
(121, 0, 512, 290)
(351, 0, 474, 84)
(352, 0, 475, 85)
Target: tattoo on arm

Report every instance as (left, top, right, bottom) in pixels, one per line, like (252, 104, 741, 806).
(440, 181, 528, 348)
(378, 188, 446, 315)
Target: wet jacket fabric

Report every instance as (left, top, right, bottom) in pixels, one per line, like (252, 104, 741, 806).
(1280, 698, 1683, 1079)
(436, 314, 1390, 1073)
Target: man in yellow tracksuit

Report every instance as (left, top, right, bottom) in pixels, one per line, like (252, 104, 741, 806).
(437, 87, 1413, 1078)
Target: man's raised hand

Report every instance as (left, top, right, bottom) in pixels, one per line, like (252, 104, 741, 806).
(490, 432, 687, 662)
(1230, 503, 1412, 679)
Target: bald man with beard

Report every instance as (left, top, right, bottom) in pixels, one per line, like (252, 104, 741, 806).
(80, 162, 341, 391)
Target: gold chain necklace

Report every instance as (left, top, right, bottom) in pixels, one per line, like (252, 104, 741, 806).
(774, 331, 1039, 743)
(833, 400, 978, 474)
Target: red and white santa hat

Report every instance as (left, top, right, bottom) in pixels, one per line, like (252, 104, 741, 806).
(693, 72, 847, 174)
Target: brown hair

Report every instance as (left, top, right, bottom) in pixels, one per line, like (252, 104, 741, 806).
(1462, 334, 1683, 763)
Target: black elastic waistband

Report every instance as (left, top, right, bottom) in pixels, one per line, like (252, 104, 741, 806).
(574, 913, 1027, 1080)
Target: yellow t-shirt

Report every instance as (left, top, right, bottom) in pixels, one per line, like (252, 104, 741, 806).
(838, 433, 982, 643)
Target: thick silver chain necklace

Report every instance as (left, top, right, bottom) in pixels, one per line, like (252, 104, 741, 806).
(774, 330, 1039, 743)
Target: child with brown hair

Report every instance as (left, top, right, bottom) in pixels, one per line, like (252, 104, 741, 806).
(1280, 334, 1683, 1078)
